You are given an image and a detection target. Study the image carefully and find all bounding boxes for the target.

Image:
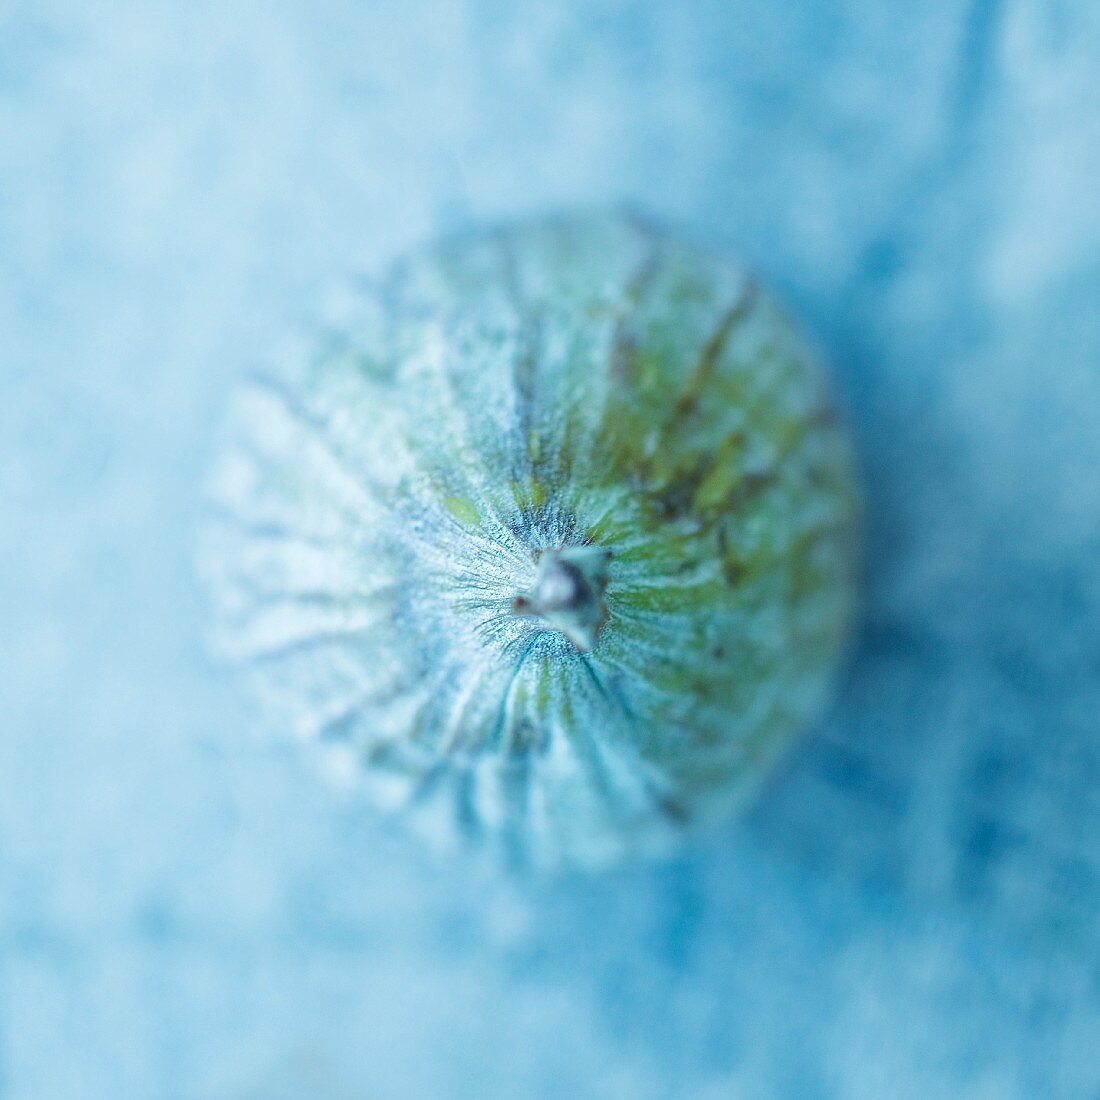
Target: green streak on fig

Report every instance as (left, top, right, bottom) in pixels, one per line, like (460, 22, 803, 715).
(201, 213, 860, 871)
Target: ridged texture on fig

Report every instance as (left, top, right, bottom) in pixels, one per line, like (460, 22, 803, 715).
(201, 214, 859, 870)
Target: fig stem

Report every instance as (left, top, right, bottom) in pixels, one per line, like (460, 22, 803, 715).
(512, 545, 611, 652)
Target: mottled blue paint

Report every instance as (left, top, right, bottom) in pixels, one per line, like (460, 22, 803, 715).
(2, 1, 1099, 1097)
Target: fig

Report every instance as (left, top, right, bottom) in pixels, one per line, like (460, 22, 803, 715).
(201, 214, 859, 870)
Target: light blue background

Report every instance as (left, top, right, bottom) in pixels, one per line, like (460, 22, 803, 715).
(2, 2, 1099, 1097)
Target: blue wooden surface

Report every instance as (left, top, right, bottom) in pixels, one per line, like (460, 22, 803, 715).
(2, 2, 1099, 1096)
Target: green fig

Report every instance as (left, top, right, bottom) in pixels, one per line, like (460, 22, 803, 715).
(201, 214, 860, 870)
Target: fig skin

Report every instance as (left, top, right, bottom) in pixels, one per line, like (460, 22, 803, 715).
(201, 214, 860, 871)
